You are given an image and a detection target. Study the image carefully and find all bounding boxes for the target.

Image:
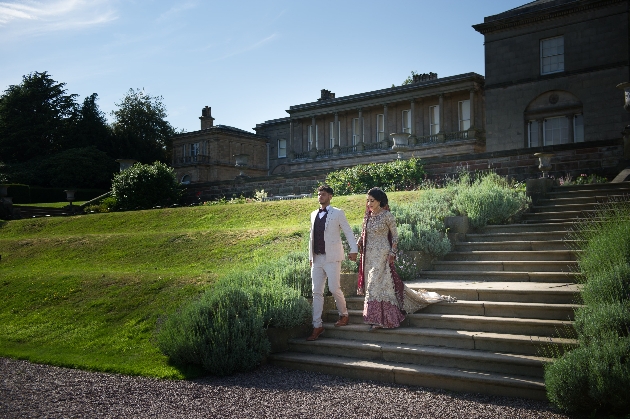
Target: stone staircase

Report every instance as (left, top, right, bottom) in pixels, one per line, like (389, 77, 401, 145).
(13, 205, 75, 218)
(269, 181, 630, 400)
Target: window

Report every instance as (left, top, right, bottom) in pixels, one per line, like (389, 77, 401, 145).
(458, 100, 471, 131)
(278, 139, 287, 158)
(574, 114, 584, 143)
(402, 110, 411, 134)
(544, 116, 569, 145)
(307, 125, 313, 150)
(541, 36, 564, 75)
(376, 114, 385, 141)
(528, 120, 540, 147)
(429, 105, 440, 135)
(190, 143, 199, 156)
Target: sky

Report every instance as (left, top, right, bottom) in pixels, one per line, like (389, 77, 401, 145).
(0, 0, 529, 134)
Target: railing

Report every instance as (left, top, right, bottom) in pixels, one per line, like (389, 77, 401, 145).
(445, 130, 470, 141)
(289, 131, 478, 161)
(173, 154, 267, 170)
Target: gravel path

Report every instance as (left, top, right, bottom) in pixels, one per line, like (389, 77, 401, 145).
(1, 357, 570, 419)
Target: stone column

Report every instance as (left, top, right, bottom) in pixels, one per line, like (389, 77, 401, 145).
(383, 104, 389, 143)
(311, 116, 317, 150)
(469, 88, 476, 129)
(437, 94, 445, 142)
(566, 114, 575, 143)
(357, 108, 364, 151)
(409, 100, 416, 145)
(288, 119, 295, 159)
(333, 112, 341, 147)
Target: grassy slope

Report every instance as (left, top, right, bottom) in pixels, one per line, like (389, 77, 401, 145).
(0, 191, 420, 378)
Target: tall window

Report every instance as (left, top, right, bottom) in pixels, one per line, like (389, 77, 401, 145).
(541, 36, 564, 75)
(458, 100, 471, 131)
(190, 143, 199, 156)
(544, 116, 569, 145)
(574, 114, 584, 143)
(402, 110, 411, 134)
(429, 105, 440, 135)
(528, 120, 540, 147)
(278, 139, 287, 158)
(376, 114, 385, 141)
(307, 125, 313, 151)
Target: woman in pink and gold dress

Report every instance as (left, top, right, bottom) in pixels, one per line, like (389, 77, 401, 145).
(357, 187, 456, 330)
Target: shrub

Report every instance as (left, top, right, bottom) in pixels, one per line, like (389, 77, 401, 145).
(574, 301, 630, 342)
(84, 196, 117, 213)
(580, 263, 630, 306)
(324, 158, 424, 195)
(546, 335, 630, 415)
(156, 287, 269, 376)
(36, 147, 117, 189)
(397, 223, 451, 257)
(112, 161, 182, 210)
(452, 172, 529, 229)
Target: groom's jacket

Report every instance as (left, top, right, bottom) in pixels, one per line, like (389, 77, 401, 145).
(309, 206, 358, 263)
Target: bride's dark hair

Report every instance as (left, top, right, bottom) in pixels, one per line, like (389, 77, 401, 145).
(367, 187, 388, 207)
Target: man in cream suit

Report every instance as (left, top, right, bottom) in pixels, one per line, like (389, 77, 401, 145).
(307, 185, 358, 341)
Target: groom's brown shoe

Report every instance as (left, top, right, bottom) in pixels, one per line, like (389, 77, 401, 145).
(306, 327, 324, 341)
(334, 315, 349, 327)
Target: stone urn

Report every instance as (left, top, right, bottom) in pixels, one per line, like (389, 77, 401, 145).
(616, 82, 630, 112)
(390, 133, 411, 149)
(115, 159, 137, 172)
(534, 152, 554, 178)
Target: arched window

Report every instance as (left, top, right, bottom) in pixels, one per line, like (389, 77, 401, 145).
(524, 90, 584, 147)
(181, 175, 191, 184)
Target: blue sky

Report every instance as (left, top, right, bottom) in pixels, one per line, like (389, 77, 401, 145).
(0, 0, 528, 134)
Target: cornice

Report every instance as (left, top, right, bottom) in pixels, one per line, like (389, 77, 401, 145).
(473, 0, 626, 35)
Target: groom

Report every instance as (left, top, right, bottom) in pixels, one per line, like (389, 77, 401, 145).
(307, 185, 358, 341)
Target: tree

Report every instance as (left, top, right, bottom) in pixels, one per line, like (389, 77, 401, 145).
(69, 93, 114, 155)
(402, 71, 419, 86)
(0, 71, 78, 163)
(110, 88, 175, 163)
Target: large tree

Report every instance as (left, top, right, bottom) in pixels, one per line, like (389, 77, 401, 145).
(0, 71, 78, 163)
(110, 88, 175, 163)
(69, 93, 114, 154)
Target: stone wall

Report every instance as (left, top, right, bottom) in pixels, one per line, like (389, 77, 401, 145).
(185, 138, 627, 201)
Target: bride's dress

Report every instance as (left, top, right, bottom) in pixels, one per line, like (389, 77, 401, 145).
(361, 210, 455, 329)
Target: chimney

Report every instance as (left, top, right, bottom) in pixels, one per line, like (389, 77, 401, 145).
(200, 106, 215, 130)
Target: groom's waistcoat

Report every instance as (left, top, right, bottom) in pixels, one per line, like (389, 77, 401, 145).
(313, 212, 327, 254)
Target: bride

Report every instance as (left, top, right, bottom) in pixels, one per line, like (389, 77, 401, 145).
(357, 187, 456, 330)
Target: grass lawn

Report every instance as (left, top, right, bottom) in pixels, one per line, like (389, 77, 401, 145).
(0, 190, 421, 378)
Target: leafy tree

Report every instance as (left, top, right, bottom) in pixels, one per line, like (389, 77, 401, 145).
(69, 93, 114, 155)
(38, 147, 118, 189)
(402, 71, 419, 86)
(0, 71, 77, 163)
(110, 89, 175, 163)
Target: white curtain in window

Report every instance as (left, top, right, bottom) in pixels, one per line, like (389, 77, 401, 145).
(458, 100, 471, 131)
(544, 116, 569, 145)
(429, 106, 440, 135)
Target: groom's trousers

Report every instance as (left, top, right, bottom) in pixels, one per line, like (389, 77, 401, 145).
(311, 253, 347, 328)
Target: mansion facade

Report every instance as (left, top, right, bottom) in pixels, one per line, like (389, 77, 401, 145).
(172, 0, 629, 188)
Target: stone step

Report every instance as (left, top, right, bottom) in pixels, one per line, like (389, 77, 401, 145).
(431, 260, 577, 272)
(454, 240, 576, 251)
(478, 222, 575, 234)
(330, 310, 573, 337)
(547, 188, 630, 200)
(465, 231, 570, 242)
(414, 270, 579, 284)
(288, 338, 550, 378)
(13, 205, 71, 218)
(549, 181, 630, 191)
(532, 202, 606, 212)
(344, 297, 578, 320)
(318, 323, 577, 356)
(405, 280, 580, 304)
(522, 210, 596, 220)
(537, 194, 630, 206)
(442, 250, 577, 262)
(269, 352, 547, 400)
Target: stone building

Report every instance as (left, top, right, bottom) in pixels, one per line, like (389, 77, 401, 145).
(174, 0, 630, 197)
(171, 106, 268, 183)
(473, 0, 629, 152)
(256, 72, 485, 176)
